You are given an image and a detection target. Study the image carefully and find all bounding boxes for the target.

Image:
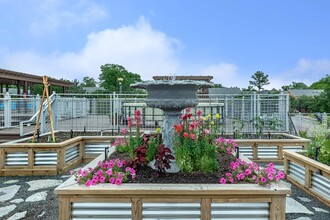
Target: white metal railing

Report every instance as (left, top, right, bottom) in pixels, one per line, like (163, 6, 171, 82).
(0, 92, 292, 136)
(19, 92, 57, 136)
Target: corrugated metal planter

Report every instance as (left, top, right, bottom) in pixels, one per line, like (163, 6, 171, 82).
(0, 135, 120, 176)
(55, 149, 290, 220)
(284, 150, 330, 207)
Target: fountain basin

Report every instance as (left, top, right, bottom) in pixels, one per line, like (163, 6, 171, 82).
(131, 80, 212, 111)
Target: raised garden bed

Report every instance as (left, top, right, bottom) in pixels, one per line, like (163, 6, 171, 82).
(55, 148, 291, 220)
(0, 135, 121, 176)
(284, 150, 330, 207)
(0, 131, 309, 176)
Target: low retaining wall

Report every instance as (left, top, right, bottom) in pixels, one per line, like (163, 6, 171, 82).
(55, 149, 290, 220)
(284, 150, 330, 207)
(236, 134, 310, 162)
(0, 136, 121, 176)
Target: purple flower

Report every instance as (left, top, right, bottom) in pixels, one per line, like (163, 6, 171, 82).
(99, 176, 105, 183)
(106, 169, 112, 176)
(85, 179, 92, 187)
(109, 177, 115, 184)
(115, 178, 123, 185)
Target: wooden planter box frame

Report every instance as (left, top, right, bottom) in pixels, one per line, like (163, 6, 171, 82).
(0, 136, 122, 176)
(55, 149, 290, 220)
(284, 150, 330, 207)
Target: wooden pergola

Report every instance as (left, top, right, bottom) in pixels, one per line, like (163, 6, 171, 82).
(0, 68, 72, 95)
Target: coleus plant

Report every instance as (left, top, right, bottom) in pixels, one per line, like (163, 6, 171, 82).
(154, 144, 175, 176)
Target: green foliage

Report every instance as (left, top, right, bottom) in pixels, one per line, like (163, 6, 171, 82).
(282, 82, 309, 90)
(232, 119, 245, 138)
(253, 116, 265, 136)
(146, 136, 158, 162)
(268, 117, 283, 131)
(80, 77, 97, 87)
(99, 64, 142, 93)
(249, 71, 270, 92)
(306, 126, 330, 165)
(309, 74, 330, 90)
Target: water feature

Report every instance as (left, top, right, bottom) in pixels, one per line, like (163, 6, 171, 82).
(131, 79, 212, 172)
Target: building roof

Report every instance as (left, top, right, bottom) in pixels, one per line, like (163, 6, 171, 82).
(209, 87, 241, 95)
(153, 75, 213, 82)
(0, 68, 72, 87)
(288, 89, 324, 98)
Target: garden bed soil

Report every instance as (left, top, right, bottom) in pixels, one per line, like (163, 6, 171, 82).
(109, 151, 236, 184)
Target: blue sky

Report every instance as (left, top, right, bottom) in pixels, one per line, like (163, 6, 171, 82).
(1, 0, 330, 89)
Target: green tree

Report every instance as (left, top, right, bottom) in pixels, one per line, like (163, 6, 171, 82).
(68, 79, 83, 93)
(282, 82, 309, 90)
(310, 74, 330, 90)
(249, 71, 270, 92)
(99, 64, 142, 93)
(80, 77, 97, 87)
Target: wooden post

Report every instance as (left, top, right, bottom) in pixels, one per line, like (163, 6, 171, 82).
(0, 149, 5, 169)
(253, 142, 258, 160)
(201, 198, 211, 220)
(32, 76, 55, 142)
(58, 149, 65, 173)
(270, 197, 285, 220)
(304, 167, 312, 189)
(277, 144, 283, 160)
(58, 197, 71, 220)
(283, 154, 288, 176)
(28, 148, 34, 168)
(131, 198, 142, 220)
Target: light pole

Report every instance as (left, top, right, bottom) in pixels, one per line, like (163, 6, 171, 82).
(117, 78, 123, 122)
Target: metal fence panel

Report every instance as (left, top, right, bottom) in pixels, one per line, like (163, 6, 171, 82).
(72, 202, 131, 219)
(211, 202, 270, 219)
(288, 161, 305, 185)
(142, 203, 200, 219)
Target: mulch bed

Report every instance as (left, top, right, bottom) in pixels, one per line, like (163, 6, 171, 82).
(109, 151, 236, 184)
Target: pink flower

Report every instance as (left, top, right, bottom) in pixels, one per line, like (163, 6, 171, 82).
(186, 107, 191, 113)
(115, 178, 123, 185)
(106, 169, 112, 176)
(91, 179, 98, 185)
(70, 170, 74, 175)
(229, 177, 234, 183)
(245, 169, 251, 175)
(204, 129, 210, 135)
(85, 179, 92, 187)
(190, 133, 196, 140)
(219, 178, 227, 184)
(99, 176, 105, 183)
(225, 172, 232, 178)
(121, 128, 127, 135)
(109, 177, 115, 184)
(267, 173, 274, 180)
(81, 170, 88, 177)
(88, 167, 93, 171)
(278, 171, 285, 179)
(97, 170, 103, 176)
(183, 132, 189, 138)
(117, 162, 123, 168)
(260, 176, 267, 183)
(197, 110, 203, 116)
(92, 175, 99, 182)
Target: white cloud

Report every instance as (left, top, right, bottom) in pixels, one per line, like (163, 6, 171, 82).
(268, 58, 330, 89)
(200, 62, 241, 87)
(1, 17, 180, 81)
(28, 0, 108, 35)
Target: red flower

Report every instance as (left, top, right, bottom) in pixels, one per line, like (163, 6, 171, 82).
(174, 124, 183, 133)
(187, 113, 193, 119)
(135, 109, 141, 116)
(197, 110, 203, 116)
(183, 132, 189, 138)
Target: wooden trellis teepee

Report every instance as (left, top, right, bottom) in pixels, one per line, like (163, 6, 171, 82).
(32, 76, 55, 142)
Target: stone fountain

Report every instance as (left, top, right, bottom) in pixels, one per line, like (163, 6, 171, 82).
(131, 79, 212, 172)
